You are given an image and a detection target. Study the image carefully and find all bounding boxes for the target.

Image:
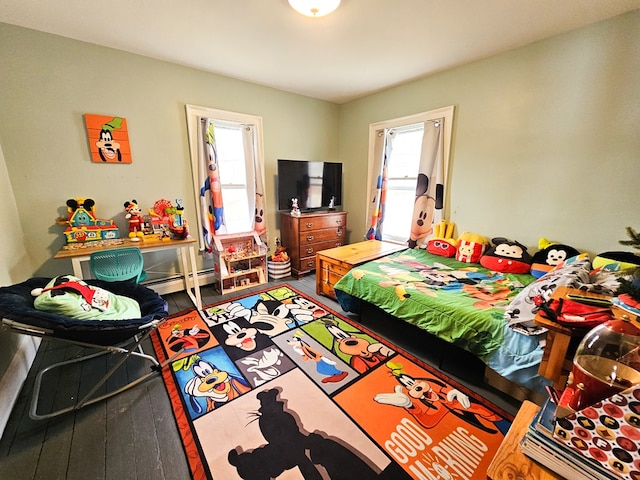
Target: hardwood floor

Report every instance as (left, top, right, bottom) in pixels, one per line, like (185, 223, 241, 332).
(0, 275, 524, 479)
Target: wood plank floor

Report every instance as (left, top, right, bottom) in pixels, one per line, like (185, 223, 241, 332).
(0, 275, 525, 479)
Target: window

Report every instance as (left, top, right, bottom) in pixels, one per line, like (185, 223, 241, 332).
(211, 121, 251, 233)
(383, 123, 424, 243)
(185, 105, 267, 253)
(366, 106, 454, 244)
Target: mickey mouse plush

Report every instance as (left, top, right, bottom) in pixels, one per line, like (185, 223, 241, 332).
(480, 237, 533, 274)
(124, 199, 145, 240)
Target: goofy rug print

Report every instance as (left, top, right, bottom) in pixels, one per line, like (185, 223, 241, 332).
(152, 285, 511, 480)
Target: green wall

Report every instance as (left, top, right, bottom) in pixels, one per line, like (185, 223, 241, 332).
(0, 23, 339, 278)
(339, 10, 640, 255)
(1, 10, 639, 278)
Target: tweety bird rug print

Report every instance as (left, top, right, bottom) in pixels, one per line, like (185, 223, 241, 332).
(150, 285, 512, 480)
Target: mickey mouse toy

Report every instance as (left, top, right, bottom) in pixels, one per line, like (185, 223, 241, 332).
(124, 199, 145, 241)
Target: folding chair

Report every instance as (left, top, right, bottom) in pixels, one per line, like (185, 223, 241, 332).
(0, 277, 175, 420)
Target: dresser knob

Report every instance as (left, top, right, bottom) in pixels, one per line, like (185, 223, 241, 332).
(306, 248, 313, 254)
(307, 235, 314, 241)
(306, 222, 313, 228)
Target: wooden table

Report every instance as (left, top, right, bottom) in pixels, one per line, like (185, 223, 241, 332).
(487, 400, 563, 480)
(54, 237, 202, 309)
(534, 285, 632, 389)
(315, 240, 406, 300)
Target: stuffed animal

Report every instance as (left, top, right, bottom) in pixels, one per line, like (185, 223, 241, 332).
(427, 220, 457, 257)
(124, 199, 145, 241)
(592, 251, 640, 271)
(270, 246, 289, 262)
(530, 238, 580, 278)
(455, 232, 489, 264)
(480, 237, 533, 274)
(290, 198, 301, 217)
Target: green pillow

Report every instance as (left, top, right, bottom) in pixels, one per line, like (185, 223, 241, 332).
(33, 275, 141, 320)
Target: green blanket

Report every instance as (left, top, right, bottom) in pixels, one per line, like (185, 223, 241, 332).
(334, 249, 535, 359)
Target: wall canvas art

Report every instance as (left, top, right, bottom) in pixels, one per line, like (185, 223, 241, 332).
(84, 114, 132, 163)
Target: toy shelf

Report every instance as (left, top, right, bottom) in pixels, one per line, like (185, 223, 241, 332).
(212, 231, 268, 295)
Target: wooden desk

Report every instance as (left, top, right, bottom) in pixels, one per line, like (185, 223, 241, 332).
(534, 285, 631, 389)
(487, 400, 563, 480)
(54, 237, 202, 309)
(316, 240, 407, 300)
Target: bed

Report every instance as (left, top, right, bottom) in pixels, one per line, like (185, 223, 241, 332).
(333, 248, 551, 396)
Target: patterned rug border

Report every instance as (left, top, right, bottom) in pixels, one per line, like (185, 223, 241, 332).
(151, 283, 514, 480)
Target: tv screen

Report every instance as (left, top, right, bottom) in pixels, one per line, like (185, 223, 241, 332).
(277, 159, 343, 211)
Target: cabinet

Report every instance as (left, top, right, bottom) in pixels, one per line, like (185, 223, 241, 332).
(316, 240, 407, 300)
(280, 211, 347, 277)
(211, 231, 268, 295)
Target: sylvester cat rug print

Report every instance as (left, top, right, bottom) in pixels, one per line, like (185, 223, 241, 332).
(151, 284, 512, 480)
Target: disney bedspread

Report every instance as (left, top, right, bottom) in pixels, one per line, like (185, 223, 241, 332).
(334, 248, 550, 393)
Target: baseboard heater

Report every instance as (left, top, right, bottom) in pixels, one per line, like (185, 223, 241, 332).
(142, 269, 218, 296)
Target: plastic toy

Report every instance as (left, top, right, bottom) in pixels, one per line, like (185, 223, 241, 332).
(58, 198, 120, 243)
(123, 199, 145, 241)
(149, 198, 189, 240)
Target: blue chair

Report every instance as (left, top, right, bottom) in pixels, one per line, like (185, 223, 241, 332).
(90, 247, 147, 283)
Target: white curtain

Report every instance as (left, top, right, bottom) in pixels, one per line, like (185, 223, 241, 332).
(365, 129, 396, 240)
(408, 118, 446, 248)
(242, 125, 268, 244)
(197, 118, 227, 254)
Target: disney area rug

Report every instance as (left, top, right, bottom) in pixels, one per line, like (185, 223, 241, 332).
(150, 284, 513, 480)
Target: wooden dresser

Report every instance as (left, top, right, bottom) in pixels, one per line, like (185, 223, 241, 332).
(280, 211, 348, 277)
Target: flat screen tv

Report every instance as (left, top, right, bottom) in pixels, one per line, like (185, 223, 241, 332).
(277, 159, 343, 212)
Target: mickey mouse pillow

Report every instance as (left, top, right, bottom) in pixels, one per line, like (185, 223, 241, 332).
(479, 237, 533, 274)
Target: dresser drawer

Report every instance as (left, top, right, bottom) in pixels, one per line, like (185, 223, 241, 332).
(280, 211, 348, 277)
(299, 227, 345, 246)
(298, 239, 345, 257)
(298, 214, 346, 232)
(298, 256, 318, 272)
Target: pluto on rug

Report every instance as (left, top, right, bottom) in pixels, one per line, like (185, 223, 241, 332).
(151, 284, 513, 480)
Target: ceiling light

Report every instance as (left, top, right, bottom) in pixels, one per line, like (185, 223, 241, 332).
(288, 0, 341, 17)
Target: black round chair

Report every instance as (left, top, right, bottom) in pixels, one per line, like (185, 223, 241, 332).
(0, 277, 171, 419)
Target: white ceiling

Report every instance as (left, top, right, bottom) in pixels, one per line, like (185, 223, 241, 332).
(1, 0, 639, 103)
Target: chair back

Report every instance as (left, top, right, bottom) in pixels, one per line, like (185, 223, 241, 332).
(90, 247, 145, 283)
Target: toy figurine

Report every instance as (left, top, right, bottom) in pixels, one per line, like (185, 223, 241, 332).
(124, 200, 145, 241)
(291, 198, 301, 217)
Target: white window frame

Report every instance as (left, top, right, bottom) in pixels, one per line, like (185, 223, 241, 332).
(185, 104, 265, 238)
(365, 105, 455, 243)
